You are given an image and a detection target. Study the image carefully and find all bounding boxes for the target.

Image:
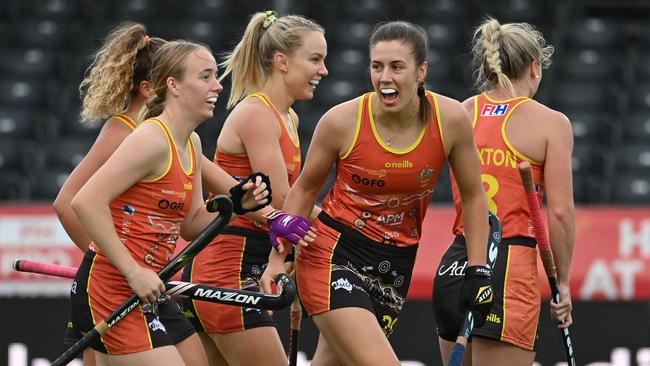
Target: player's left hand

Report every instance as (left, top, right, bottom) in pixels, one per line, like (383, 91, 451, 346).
(459, 265, 494, 329)
(227, 172, 272, 215)
(550, 282, 573, 328)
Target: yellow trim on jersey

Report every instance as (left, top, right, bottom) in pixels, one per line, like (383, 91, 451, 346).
(340, 94, 365, 160)
(327, 232, 342, 310)
(472, 95, 479, 128)
(500, 99, 543, 166)
(190, 261, 209, 332)
(143, 306, 154, 349)
(112, 113, 138, 130)
(246, 92, 271, 106)
(184, 138, 196, 176)
(238, 237, 247, 331)
(140, 118, 172, 182)
(369, 92, 426, 155)
(500, 245, 512, 340)
(247, 92, 300, 147)
(429, 91, 448, 156)
(285, 109, 300, 147)
(87, 255, 98, 329)
(86, 254, 108, 350)
(155, 118, 194, 175)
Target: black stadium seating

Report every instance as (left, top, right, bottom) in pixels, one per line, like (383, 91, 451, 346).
(0, 0, 647, 204)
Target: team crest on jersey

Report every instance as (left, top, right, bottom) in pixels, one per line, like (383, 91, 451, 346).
(481, 103, 509, 116)
(418, 166, 434, 186)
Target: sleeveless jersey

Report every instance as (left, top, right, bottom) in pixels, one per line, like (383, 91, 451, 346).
(112, 113, 138, 130)
(215, 92, 301, 232)
(322, 91, 447, 247)
(451, 92, 544, 239)
(89, 118, 196, 271)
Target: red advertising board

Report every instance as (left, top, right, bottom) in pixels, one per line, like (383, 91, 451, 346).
(413, 206, 650, 301)
(1, 205, 649, 300)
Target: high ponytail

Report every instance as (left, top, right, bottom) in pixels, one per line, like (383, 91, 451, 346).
(79, 22, 165, 121)
(220, 11, 324, 109)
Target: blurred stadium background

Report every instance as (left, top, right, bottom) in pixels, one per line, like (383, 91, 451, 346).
(0, 0, 649, 365)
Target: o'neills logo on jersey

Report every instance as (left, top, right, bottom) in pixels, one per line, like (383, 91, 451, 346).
(481, 103, 509, 116)
(384, 160, 413, 169)
(184, 182, 193, 190)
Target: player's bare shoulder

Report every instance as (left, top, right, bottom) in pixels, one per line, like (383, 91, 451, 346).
(311, 96, 363, 156)
(435, 92, 472, 129)
(461, 95, 477, 115)
(522, 100, 572, 131)
(317, 95, 363, 136)
(228, 97, 277, 126)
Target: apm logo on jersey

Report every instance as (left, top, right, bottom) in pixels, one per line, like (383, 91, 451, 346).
(481, 103, 509, 117)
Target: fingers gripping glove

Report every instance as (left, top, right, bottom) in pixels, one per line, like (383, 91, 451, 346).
(459, 266, 494, 329)
(264, 209, 310, 250)
(227, 172, 272, 215)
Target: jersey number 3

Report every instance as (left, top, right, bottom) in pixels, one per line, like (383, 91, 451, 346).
(481, 174, 499, 214)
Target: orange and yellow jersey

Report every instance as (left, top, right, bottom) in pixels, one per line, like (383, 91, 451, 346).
(322, 91, 447, 247)
(111, 113, 138, 130)
(451, 92, 545, 239)
(89, 118, 196, 271)
(215, 92, 302, 232)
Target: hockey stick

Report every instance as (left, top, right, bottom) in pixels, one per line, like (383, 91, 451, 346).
(288, 293, 301, 366)
(13, 259, 77, 278)
(448, 211, 502, 366)
(12, 259, 296, 310)
(518, 161, 576, 366)
(50, 195, 233, 366)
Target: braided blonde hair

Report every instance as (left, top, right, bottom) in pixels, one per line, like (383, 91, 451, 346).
(472, 17, 554, 97)
(79, 22, 165, 121)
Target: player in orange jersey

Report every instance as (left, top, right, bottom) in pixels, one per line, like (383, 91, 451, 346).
(54, 23, 272, 366)
(67, 40, 268, 366)
(261, 21, 492, 366)
(182, 10, 327, 366)
(433, 17, 575, 366)
(54, 22, 167, 254)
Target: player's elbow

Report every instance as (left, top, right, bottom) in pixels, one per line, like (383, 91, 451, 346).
(549, 204, 575, 228)
(180, 224, 199, 242)
(70, 190, 92, 219)
(53, 187, 74, 217)
(52, 193, 66, 217)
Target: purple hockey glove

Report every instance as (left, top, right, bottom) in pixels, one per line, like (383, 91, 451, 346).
(265, 209, 311, 249)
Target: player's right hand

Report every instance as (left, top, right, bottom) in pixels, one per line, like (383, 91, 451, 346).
(265, 210, 315, 250)
(125, 266, 166, 304)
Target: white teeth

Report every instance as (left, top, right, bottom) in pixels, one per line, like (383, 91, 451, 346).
(206, 96, 218, 104)
(309, 80, 319, 86)
(381, 88, 397, 95)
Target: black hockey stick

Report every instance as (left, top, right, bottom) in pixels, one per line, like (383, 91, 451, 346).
(448, 211, 502, 366)
(13, 259, 295, 311)
(51, 195, 233, 366)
